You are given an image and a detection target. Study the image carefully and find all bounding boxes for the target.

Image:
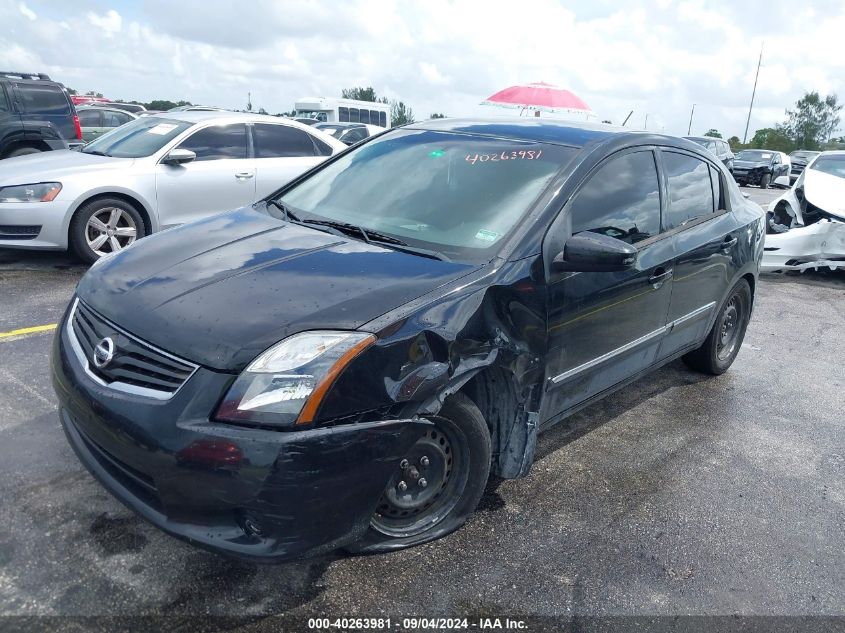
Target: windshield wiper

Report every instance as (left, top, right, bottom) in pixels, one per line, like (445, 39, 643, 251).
(297, 219, 450, 261)
(82, 149, 110, 157)
(266, 199, 301, 222)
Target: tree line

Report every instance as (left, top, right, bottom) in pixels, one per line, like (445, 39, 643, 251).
(701, 91, 842, 153)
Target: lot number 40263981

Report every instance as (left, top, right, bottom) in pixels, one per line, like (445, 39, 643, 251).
(465, 150, 543, 164)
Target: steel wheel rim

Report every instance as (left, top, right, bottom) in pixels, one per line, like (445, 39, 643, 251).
(717, 296, 742, 360)
(85, 207, 137, 257)
(371, 419, 470, 538)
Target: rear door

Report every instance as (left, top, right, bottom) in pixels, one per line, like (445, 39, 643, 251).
(542, 148, 674, 423)
(658, 150, 736, 358)
(0, 83, 22, 154)
(155, 123, 255, 226)
(251, 123, 329, 197)
(14, 81, 76, 140)
(77, 109, 103, 142)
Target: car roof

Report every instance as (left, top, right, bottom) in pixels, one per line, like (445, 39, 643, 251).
(77, 104, 136, 114)
(408, 117, 649, 148)
(315, 122, 367, 129)
(684, 135, 722, 142)
(151, 110, 309, 125)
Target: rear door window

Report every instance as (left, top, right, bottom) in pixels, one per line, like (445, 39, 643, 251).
(662, 152, 715, 229)
(0, 85, 10, 112)
(569, 150, 661, 244)
(104, 110, 132, 127)
(178, 124, 248, 161)
(17, 83, 70, 114)
(77, 110, 102, 126)
(253, 123, 318, 158)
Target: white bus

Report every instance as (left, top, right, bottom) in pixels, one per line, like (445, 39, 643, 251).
(294, 97, 391, 128)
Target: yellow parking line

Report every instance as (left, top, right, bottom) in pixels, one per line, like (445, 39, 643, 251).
(0, 323, 58, 340)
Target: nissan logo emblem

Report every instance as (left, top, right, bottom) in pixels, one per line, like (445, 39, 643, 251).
(93, 337, 115, 369)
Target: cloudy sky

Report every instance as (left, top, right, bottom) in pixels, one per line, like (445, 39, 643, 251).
(2, 0, 843, 138)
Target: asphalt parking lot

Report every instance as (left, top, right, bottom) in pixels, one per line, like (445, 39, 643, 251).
(1, 186, 843, 628)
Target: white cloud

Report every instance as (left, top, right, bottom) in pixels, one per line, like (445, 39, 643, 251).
(86, 9, 122, 36)
(0, 0, 841, 138)
(18, 1, 35, 20)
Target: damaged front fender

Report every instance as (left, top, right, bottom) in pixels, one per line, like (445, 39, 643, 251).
(318, 258, 547, 479)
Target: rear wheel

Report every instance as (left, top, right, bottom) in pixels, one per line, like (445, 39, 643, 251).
(348, 393, 491, 554)
(682, 279, 752, 375)
(69, 198, 146, 264)
(5, 146, 41, 158)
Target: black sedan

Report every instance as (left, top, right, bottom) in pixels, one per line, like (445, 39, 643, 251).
(51, 119, 765, 561)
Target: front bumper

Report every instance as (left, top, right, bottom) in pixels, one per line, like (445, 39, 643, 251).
(51, 307, 429, 561)
(0, 199, 73, 250)
(732, 168, 767, 185)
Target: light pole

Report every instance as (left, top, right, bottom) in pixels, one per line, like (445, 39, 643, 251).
(687, 104, 696, 135)
(743, 43, 764, 144)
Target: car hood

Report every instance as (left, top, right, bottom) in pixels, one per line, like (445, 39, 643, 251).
(802, 168, 845, 220)
(733, 159, 769, 169)
(77, 207, 478, 371)
(0, 149, 134, 185)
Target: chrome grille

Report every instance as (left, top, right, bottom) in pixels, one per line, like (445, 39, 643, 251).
(68, 299, 197, 399)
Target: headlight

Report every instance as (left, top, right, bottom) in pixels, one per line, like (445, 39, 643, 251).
(215, 331, 375, 427)
(0, 182, 62, 203)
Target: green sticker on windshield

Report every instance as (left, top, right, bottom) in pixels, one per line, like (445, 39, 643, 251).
(475, 229, 499, 242)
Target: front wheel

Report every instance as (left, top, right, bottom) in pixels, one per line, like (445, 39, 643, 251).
(69, 198, 146, 264)
(682, 278, 752, 375)
(760, 173, 771, 189)
(348, 393, 491, 554)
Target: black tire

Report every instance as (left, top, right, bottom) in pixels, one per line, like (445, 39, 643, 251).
(69, 197, 146, 264)
(348, 393, 492, 554)
(760, 173, 771, 189)
(5, 146, 41, 158)
(682, 278, 752, 375)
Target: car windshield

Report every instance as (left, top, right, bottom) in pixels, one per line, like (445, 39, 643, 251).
(790, 151, 819, 161)
(277, 129, 574, 262)
(81, 117, 193, 158)
(736, 150, 772, 161)
(809, 155, 845, 179)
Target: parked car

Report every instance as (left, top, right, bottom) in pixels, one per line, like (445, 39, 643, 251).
(788, 150, 821, 184)
(732, 149, 791, 188)
(51, 119, 764, 561)
(99, 102, 146, 114)
(684, 136, 734, 171)
(76, 105, 138, 142)
(0, 112, 345, 261)
(0, 71, 82, 159)
(71, 95, 110, 106)
(315, 121, 383, 145)
(764, 151, 845, 272)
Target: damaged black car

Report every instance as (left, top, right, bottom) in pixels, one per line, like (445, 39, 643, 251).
(51, 119, 764, 561)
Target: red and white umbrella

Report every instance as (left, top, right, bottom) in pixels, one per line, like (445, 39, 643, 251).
(481, 82, 594, 118)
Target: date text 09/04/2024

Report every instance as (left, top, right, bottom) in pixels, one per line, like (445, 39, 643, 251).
(307, 617, 528, 629)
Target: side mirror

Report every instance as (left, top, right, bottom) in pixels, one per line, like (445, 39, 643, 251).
(552, 232, 638, 273)
(162, 148, 196, 165)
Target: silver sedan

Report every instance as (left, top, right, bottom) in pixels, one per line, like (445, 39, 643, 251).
(0, 111, 346, 262)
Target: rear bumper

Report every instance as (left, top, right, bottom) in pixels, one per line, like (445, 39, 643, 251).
(51, 306, 429, 561)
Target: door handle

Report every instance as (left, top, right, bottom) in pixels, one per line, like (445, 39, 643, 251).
(235, 172, 254, 180)
(648, 267, 673, 288)
(721, 236, 738, 252)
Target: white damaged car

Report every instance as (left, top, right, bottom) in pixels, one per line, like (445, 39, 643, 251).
(764, 151, 845, 272)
